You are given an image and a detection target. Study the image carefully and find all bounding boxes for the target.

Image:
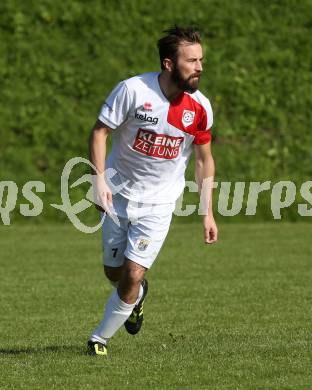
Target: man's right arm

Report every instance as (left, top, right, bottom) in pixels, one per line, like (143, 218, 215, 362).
(88, 119, 112, 212)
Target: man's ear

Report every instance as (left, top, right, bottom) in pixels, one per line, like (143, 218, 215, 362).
(163, 58, 174, 72)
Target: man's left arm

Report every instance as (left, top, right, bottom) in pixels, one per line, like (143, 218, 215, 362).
(194, 142, 218, 244)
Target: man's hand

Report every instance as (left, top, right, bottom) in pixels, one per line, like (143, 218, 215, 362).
(203, 215, 218, 244)
(92, 173, 112, 213)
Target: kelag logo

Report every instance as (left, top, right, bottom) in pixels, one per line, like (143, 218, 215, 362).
(134, 110, 159, 125)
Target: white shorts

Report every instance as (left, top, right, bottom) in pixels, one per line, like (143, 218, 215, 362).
(102, 194, 174, 269)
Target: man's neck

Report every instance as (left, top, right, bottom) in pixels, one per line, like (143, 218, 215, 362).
(158, 72, 183, 102)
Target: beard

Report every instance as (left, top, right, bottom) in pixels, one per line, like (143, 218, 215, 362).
(171, 64, 201, 93)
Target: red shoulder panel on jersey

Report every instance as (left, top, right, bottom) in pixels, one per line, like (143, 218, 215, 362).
(167, 93, 211, 144)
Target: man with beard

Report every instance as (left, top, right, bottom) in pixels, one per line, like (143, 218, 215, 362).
(87, 26, 218, 356)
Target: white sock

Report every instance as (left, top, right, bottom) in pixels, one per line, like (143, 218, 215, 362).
(91, 289, 135, 343)
(108, 281, 142, 304)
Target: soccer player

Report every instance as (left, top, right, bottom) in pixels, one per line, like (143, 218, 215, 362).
(87, 26, 218, 356)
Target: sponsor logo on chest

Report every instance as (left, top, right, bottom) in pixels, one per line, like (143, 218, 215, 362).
(133, 129, 184, 160)
(135, 110, 158, 125)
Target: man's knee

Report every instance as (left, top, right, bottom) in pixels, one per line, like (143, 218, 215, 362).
(121, 259, 146, 287)
(104, 259, 146, 287)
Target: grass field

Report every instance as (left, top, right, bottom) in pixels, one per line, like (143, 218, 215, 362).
(0, 222, 311, 389)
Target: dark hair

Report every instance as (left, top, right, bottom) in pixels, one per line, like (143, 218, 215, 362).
(157, 25, 201, 70)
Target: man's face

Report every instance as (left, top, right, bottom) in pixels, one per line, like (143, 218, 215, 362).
(171, 43, 203, 93)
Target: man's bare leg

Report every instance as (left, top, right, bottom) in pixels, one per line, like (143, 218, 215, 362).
(90, 258, 146, 345)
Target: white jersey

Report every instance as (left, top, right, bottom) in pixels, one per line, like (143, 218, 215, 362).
(98, 72, 213, 204)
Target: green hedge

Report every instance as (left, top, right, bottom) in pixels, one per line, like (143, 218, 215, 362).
(0, 0, 311, 223)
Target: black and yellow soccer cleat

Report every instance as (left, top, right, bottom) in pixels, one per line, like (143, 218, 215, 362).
(124, 279, 149, 335)
(87, 340, 108, 356)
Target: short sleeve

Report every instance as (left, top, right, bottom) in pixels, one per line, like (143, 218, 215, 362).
(193, 98, 213, 145)
(98, 82, 131, 129)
